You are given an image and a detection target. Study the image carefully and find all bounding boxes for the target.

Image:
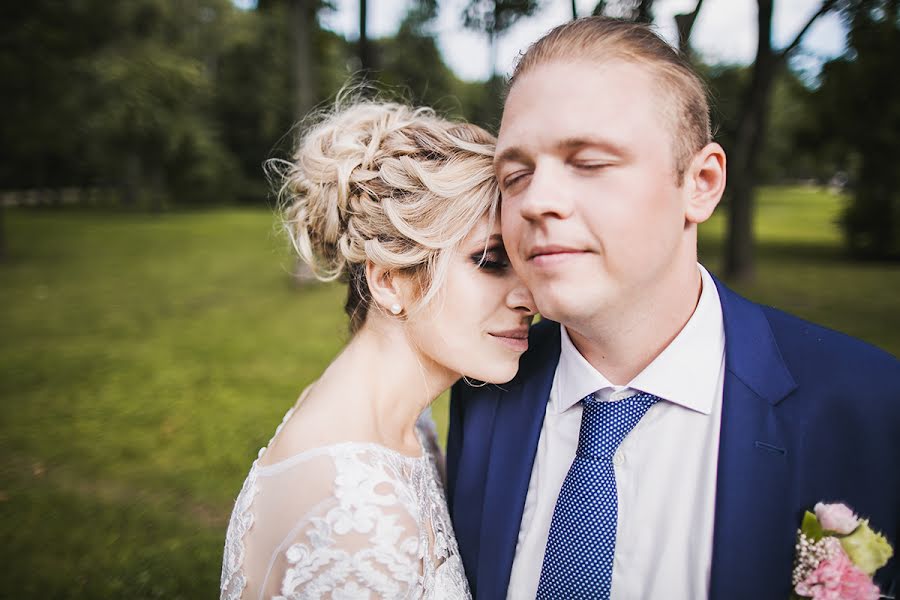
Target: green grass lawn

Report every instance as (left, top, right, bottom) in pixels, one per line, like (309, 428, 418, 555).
(1, 186, 898, 598)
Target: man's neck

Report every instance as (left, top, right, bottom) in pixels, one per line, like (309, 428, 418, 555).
(566, 265, 704, 386)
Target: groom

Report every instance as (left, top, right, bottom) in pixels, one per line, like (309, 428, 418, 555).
(447, 17, 899, 600)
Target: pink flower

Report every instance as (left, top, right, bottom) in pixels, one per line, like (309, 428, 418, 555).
(815, 502, 860, 535)
(794, 546, 881, 600)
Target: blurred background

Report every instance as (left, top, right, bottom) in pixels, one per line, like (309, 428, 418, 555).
(1, 0, 898, 597)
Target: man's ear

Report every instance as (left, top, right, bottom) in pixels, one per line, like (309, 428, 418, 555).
(684, 142, 726, 225)
(366, 261, 405, 316)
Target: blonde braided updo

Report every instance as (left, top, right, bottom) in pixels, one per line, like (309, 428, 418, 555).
(275, 101, 499, 333)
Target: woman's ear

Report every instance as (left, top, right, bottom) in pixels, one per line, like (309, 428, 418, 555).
(684, 142, 727, 225)
(366, 261, 405, 316)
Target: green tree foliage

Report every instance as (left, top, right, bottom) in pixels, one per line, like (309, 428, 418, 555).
(463, 0, 542, 35)
(461, 1, 542, 130)
(375, 7, 459, 112)
(0, 0, 524, 209)
(373, 4, 499, 132)
(1, 0, 243, 207)
(705, 65, 822, 183)
(87, 1, 242, 208)
(214, 7, 296, 201)
(811, 0, 900, 259)
(0, 0, 110, 192)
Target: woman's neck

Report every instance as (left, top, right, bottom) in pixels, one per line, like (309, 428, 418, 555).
(313, 322, 457, 454)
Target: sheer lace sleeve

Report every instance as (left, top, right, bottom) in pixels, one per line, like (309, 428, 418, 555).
(416, 407, 446, 489)
(224, 445, 429, 600)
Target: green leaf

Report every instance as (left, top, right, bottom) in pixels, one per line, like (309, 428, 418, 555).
(800, 510, 825, 541)
(839, 519, 894, 576)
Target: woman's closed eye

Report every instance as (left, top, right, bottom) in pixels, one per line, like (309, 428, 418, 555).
(472, 246, 511, 273)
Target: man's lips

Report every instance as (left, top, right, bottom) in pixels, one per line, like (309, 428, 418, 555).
(527, 245, 588, 266)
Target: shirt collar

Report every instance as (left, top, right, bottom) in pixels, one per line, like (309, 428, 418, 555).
(553, 264, 725, 415)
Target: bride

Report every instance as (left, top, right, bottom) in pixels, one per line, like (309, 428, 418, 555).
(220, 100, 535, 599)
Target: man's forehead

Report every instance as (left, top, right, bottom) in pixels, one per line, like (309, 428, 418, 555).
(497, 61, 669, 153)
(505, 58, 652, 101)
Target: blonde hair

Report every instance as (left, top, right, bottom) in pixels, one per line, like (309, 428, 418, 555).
(274, 100, 499, 334)
(511, 16, 711, 183)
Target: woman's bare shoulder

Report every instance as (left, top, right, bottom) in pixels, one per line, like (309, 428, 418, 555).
(258, 382, 377, 467)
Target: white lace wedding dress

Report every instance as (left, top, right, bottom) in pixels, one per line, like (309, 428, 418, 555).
(220, 406, 471, 600)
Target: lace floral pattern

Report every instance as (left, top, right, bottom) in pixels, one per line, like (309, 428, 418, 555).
(221, 410, 470, 599)
(221, 462, 260, 599)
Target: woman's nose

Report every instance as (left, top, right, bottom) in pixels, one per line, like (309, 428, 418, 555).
(507, 276, 536, 316)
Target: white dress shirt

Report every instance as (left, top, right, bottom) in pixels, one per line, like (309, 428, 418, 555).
(507, 264, 726, 600)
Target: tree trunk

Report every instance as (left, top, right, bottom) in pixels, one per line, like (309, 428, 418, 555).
(150, 168, 166, 214)
(120, 153, 141, 207)
(0, 203, 7, 262)
(674, 0, 705, 55)
(724, 0, 837, 281)
(725, 0, 774, 282)
(358, 0, 373, 76)
(488, 29, 497, 80)
(293, 0, 316, 119)
(637, 0, 654, 23)
(289, 0, 322, 284)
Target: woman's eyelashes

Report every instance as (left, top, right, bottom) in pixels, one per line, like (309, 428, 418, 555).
(472, 246, 511, 272)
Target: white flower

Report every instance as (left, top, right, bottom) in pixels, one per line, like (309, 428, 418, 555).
(815, 502, 860, 535)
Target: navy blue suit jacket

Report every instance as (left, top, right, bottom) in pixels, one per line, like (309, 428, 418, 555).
(447, 276, 900, 600)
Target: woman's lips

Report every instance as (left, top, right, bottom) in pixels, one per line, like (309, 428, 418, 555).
(489, 329, 529, 352)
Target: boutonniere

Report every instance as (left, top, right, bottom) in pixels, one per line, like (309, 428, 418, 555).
(791, 502, 894, 600)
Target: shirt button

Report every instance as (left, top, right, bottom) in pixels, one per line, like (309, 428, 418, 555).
(613, 450, 625, 466)
(610, 390, 631, 401)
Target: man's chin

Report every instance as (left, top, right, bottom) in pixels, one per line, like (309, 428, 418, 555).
(532, 294, 578, 325)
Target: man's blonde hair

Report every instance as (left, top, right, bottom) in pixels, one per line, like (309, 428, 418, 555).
(510, 17, 711, 183)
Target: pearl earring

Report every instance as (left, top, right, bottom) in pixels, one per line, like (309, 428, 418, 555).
(390, 303, 402, 315)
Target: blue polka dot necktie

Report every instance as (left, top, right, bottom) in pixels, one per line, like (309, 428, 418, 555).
(536, 392, 660, 600)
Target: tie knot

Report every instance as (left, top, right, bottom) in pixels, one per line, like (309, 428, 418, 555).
(576, 392, 659, 459)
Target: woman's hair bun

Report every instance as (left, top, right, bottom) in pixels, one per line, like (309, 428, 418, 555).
(277, 102, 442, 280)
(273, 97, 498, 332)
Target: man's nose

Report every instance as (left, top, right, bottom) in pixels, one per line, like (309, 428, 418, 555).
(518, 160, 575, 222)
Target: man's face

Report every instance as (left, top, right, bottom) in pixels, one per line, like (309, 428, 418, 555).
(496, 59, 694, 327)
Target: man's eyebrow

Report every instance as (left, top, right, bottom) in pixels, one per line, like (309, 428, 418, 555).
(556, 137, 627, 155)
(495, 137, 628, 167)
(494, 146, 529, 168)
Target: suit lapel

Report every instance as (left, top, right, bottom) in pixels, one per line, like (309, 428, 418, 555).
(709, 278, 800, 599)
(476, 322, 561, 599)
